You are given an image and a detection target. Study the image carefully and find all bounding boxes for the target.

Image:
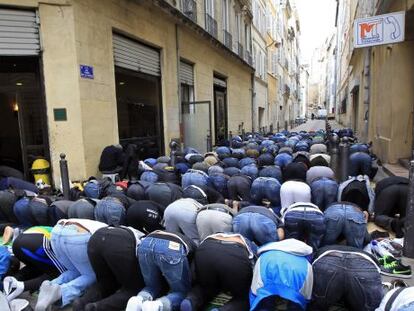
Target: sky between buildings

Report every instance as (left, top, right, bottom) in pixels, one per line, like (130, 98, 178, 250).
(295, 0, 337, 63)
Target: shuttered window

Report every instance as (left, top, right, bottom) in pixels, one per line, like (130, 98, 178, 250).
(179, 61, 194, 85)
(113, 34, 160, 77)
(0, 8, 40, 56)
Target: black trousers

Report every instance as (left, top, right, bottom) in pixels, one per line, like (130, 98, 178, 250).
(12, 232, 59, 291)
(190, 238, 252, 311)
(83, 227, 144, 311)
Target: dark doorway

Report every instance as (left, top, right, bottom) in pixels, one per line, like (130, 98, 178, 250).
(115, 67, 163, 159)
(352, 87, 360, 133)
(214, 83, 227, 144)
(0, 57, 49, 180)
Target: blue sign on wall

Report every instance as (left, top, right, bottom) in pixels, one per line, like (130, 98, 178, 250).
(80, 65, 94, 79)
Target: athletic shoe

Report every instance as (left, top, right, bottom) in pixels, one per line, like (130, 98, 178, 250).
(379, 255, 412, 278)
(378, 239, 403, 258)
(370, 240, 393, 258)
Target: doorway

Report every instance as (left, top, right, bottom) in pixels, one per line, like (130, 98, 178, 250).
(115, 67, 163, 159)
(182, 101, 211, 154)
(352, 87, 360, 133)
(0, 57, 49, 179)
(213, 76, 228, 144)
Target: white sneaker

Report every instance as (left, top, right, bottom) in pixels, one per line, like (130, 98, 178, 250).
(126, 296, 144, 311)
(142, 300, 163, 311)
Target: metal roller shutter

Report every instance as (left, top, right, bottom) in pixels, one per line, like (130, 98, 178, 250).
(113, 34, 160, 77)
(179, 61, 194, 85)
(213, 76, 227, 88)
(0, 8, 40, 56)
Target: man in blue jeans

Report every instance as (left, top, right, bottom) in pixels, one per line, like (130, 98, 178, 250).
(348, 152, 373, 178)
(310, 245, 383, 311)
(250, 177, 281, 210)
(232, 205, 284, 247)
(126, 230, 196, 311)
(35, 219, 108, 311)
(310, 177, 338, 212)
(322, 202, 368, 248)
(281, 202, 325, 251)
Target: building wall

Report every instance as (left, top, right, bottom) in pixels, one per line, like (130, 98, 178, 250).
(0, 0, 253, 182)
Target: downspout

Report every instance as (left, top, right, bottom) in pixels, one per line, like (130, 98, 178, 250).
(333, 0, 340, 121)
(176, 24, 182, 146)
(363, 48, 371, 143)
(251, 72, 255, 132)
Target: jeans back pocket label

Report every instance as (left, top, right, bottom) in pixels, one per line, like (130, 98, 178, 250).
(168, 241, 180, 251)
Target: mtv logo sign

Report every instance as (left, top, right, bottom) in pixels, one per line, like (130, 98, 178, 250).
(354, 11, 405, 48)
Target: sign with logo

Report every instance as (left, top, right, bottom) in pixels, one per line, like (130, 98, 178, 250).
(80, 65, 94, 79)
(354, 11, 405, 48)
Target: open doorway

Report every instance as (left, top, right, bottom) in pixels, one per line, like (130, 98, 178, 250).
(213, 75, 228, 144)
(0, 57, 49, 180)
(351, 87, 360, 133)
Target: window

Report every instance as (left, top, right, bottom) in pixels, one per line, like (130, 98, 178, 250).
(205, 0, 214, 17)
(222, 0, 229, 30)
(236, 13, 242, 43)
(341, 97, 347, 114)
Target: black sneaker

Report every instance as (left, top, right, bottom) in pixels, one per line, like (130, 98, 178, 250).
(379, 255, 412, 278)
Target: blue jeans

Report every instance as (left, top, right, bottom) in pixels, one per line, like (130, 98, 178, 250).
(310, 253, 382, 311)
(232, 213, 279, 247)
(51, 224, 96, 306)
(311, 178, 338, 212)
(241, 164, 259, 180)
(323, 203, 367, 248)
(140, 171, 159, 183)
(349, 152, 372, 177)
(274, 153, 293, 168)
(182, 170, 210, 188)
(94, 197, 126, 226)
(209, 173, 229, 197)
(13, 197, 33, 227)
(250, 177, 281, 207)
(284, 210, 325, 250)
(222, 157, 239, 168)
(137, 236, 191, 310)
(350, 143, 369, 154)
(259, 166, 283, 183)
(239, 157, 256, 168)
(84, 181, 101, 199)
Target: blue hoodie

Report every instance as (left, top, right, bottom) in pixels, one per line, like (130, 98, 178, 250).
(250, 239, 313, 310)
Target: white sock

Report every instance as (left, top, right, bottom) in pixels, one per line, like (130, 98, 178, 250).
(142, 300, 163, 311)
(126, 296, 144, 311)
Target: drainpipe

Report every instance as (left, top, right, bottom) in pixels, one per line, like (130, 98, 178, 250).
(363, 47, 371, 143)
(251, 72, 255, 132)
(176, 24, 182, 146)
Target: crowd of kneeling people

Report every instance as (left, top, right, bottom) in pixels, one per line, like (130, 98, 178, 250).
(0, 129, 411, 311)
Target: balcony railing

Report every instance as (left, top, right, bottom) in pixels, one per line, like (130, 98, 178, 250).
(237, 42, 244, 59)
(181, 0, 197, 23)
(205, 13, 218, 38)
(245, 50, 252, 66)
(223, 30, 232, 50)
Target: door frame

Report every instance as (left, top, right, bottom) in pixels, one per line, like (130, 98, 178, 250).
(182, 100, 212, 152)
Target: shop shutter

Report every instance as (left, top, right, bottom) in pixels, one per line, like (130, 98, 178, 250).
(113, 34, 160, 77)
(179, 61, 194, 85)
(0, 8, 40, 55)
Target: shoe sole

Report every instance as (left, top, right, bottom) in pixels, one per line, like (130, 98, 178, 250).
(380, 271, 412, 279)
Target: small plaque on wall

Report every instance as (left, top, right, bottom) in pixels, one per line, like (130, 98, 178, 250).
(54, 108, 67, 121)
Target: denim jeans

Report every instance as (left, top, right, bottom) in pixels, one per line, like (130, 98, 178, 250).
(311, 178, 338, 212)
(294, 141, 309, 152)
(182, 170, 210, 188)
(140, 171, 159, 183)
(137, 236, 191, 310)
(68, 199, 95, 220)
(241, 164, 259, 180)
(51, 224, 96, 306)
(310, 253, 382, 311)
(239, 157, 256, 168)
(13, 197, 33, 227)
(284, 209, 325, 250)
(223, 157, 239, 168)
(250, 177, 281, 207)
(84, 180, 101, 199)
(350, 143, 369, 154)
(259, 166, 283, 183)
(322, 203, 367, 248)
(94, 197, 126, 226)
(349, 152, 372, 177)
(274, 153, 293, 169)
(232, 213, 279, 246)
(209, 173, 229, 197)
